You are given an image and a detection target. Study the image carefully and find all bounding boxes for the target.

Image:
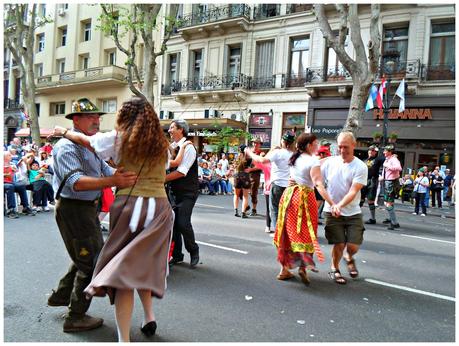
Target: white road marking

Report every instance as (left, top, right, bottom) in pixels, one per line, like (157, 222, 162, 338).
(399, 234, 455, 244)
(365, 278, 455, 302)
(195, 203, 225, 209)
(196, 241, 248, 254)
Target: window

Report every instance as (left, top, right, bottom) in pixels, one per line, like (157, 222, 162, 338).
(383, 25, 409, 73)
(39, 4, 46, 17)
(59, 26, 67, 46)
(255, 40, 274, 78)
(428, 20, 455, 80)
(288, 36, 310, 86)
(37, 34, 45, 52)
(169, 54, 178, 83)
(101, 99, 117, 113)
(191, 49, 202, 89)
(83, 21, 91, 41)
(57, 59, 65, 73)
(326, 30, 349, 79)
(35, 103, 40, 117)
(50, 102, 66, 116)
(228, 46, 241, 80)
(111, 15, 119, 36)
(79, 54, 89, 69)
(35, 63, 43, 77)
(287, 4, 312, 14)
(282, 113, 305, 138)
(64, 4, 69, 10)
(106, 50, 116, 65)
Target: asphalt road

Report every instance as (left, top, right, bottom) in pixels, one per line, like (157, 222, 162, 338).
(4, 194, 455, 342)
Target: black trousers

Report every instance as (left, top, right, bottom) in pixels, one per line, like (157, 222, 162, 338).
(431, 189, 442, 207)
(172, 191, 199, 258)
(54, 198, 103, 317)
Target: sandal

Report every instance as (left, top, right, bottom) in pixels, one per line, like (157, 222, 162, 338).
(277, 272, 294, 280)
(345, 258, 359, 278)
(328, 269, 347, 285)
(298, 268, 310, 286)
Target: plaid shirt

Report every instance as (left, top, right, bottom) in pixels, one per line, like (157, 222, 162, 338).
(52, 129, 115, 201)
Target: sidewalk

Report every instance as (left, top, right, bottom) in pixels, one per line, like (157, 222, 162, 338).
(372, 198, 456, 219)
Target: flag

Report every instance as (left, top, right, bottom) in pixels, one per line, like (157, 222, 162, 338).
(395, 79, 405, 113)
(20, 110, 29, 121)
(376, 78, 387, 109)
(365, 84, 378, 111)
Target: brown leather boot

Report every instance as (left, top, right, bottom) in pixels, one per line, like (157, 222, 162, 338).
(63, 314, 103, 333)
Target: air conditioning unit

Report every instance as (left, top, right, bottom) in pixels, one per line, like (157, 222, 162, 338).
(230, 113, 237, 120)
(58, 8, 65, 16)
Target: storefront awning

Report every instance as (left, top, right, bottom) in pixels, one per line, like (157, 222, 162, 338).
(160, 118, 246, 131)
(15, 128, 53, 138)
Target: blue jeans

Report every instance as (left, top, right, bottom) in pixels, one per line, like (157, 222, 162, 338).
(423, 187, 430, 207)
(4, 183, 30, 210)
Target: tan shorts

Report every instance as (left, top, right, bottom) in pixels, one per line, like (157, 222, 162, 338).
(324, 212, 365, 245)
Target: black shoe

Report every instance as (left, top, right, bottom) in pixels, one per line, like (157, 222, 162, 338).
(190, 249, 199, 268)
(169, 255, 184, 266)
(141, 321, 157, 337)
(387, 223, 400, 230)
(365, 219, 376, 224)
(234, 209, 240, 217)
(6, 209, 19, 219)
(392, 223, 400, 228)
(250, 209, 257, 216)
(21, 207, 36, 216)
(48, 289, 70, 307)
(382, 219, 391, 224)
(241, 212, 248, 218)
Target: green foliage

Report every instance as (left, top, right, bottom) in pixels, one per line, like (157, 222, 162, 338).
(372, 131, 383, 138)
(202, 124, 251, 153)
(389, 132, 398, 139)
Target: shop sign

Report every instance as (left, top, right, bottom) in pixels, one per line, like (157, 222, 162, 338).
(188, 131, 216, 137)
(249, 128, 271, 148)
(311, 126, 342, 138)
(249, 113, 272, 128)
(373, 108, 432, 120)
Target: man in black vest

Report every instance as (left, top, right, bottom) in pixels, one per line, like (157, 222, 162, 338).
(166, 119, 200, 268)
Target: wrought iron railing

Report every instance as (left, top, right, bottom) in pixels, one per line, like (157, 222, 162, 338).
(286, 4, 313, 14)
(378, 59, 421, 79)
(176, 4, 251, 29)
(59, 72, 76, 81)
(253, 4, 281, 20)
(249, 76, 276, 90)
(162, 74, 252, 93)
(325, 65, 351, 81)
(4, 98, 21, 109)
(421, 63, 455, 81)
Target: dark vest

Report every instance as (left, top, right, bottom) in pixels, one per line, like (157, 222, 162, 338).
(170, 144, 199, 194)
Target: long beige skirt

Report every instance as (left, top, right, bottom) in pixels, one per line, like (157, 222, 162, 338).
(84, 195, 174, 304)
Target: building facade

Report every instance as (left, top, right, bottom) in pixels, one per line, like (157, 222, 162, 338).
(3, 4, 456, 170)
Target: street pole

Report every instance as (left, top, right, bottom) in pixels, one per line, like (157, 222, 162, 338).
(382, 77, 391, 147)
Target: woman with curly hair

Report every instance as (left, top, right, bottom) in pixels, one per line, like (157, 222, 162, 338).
(273, 133, 335, 286)
(50, 97, 173, 341)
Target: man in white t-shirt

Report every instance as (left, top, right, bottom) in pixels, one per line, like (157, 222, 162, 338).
(321, 131, 367, 285)
(218, 153, 229, 173)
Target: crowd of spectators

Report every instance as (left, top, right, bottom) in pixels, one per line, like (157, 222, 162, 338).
(4, 137, 55, 218)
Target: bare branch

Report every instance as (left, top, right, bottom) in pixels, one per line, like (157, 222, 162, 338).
(314, 4, 357, 74)
(368, 4, 381, 79)
(348, 5, 368, 76)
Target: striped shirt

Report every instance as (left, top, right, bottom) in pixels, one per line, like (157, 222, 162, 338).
(52, 128, 115, 201)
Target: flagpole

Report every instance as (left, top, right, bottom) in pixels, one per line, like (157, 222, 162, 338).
(383, 76, 390, 147)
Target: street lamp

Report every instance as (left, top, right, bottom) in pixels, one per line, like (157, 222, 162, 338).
(381, 34, 400, 147)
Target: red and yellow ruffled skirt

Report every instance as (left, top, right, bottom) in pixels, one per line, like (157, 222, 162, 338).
(273, 185, 325, 269)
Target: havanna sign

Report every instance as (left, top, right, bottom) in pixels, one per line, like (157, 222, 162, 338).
(373, 108, 432, 120)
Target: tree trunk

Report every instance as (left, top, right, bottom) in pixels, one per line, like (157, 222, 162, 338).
(142, 49, 156, 105)
(344, 77, 371, 133)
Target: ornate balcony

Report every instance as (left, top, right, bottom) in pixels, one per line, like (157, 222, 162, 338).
(253, 4, 281, 20)
(377, 59, 421, 80)
(35, 65, 128, 94)
(162, 73, 251, 103)
(175, 4, 251, 40)
(286, 4, 313, 14)
(421, 63, 455, 81)
(249, 76, 276, 90)
(4, 98, 21, 110)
